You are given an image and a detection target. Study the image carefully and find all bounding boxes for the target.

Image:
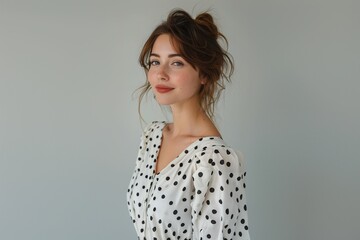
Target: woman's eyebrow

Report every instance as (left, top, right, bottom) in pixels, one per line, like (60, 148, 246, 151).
(150, 53, 183, 58)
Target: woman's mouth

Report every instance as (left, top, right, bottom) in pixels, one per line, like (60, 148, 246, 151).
(155, 85, 174, 93)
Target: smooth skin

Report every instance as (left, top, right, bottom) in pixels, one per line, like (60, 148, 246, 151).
(147, 34, 221, 174)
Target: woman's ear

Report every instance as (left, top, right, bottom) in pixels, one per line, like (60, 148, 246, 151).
(200, 75, 207, 85)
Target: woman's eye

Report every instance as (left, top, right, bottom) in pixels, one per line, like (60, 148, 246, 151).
(149, 60, 160, 66)
(172, 61, 184, 67)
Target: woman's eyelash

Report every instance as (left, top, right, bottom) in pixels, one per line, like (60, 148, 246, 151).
(148, 60, 184, 67)
(149, 60, 159, 66)
(172, 61, 184, 66)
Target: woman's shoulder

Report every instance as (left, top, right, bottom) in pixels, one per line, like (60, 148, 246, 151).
(141, 120, 166, 135)
(145, 120, 166, 129)
(193, 138, 245, 172)
(195, 139, 239, 158)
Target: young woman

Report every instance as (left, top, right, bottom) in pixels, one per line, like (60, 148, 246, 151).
(127, 9, 250, 240)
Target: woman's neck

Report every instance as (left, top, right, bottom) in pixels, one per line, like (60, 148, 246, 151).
(167, 101, 218, 138)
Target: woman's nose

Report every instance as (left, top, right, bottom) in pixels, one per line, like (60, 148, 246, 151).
(157, 65, 169, 81)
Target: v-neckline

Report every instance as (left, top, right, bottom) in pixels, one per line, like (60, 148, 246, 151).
(154, 122, 223, 176)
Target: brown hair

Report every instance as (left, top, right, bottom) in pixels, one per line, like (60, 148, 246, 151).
(137, 9, 234, 119)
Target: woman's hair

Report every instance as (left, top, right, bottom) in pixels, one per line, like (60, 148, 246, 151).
(137, 9, 234, 119)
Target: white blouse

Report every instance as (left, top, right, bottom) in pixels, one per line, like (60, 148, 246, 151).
(127, 121, 250, 240)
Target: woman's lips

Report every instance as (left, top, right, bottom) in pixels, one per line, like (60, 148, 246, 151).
(155, 85, 174, 93)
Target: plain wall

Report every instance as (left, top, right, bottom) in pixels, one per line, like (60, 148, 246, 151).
(1, 0, 359, 239)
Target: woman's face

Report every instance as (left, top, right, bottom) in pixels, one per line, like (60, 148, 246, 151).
(147, 34, 205, 107)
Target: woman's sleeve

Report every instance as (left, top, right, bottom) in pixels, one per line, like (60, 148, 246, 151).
(191, 147, 250, 240)
(127, 121, 160, 221)
(132, 121, 161, 168)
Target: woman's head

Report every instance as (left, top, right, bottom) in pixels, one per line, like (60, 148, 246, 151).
(138, 9, 234, 119)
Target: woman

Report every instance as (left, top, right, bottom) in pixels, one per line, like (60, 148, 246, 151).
(127, 9, 250, 240)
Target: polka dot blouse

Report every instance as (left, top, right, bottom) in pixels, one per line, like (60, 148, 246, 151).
(127, 121, 250, 240)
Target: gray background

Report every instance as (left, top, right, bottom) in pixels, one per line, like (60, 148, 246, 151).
(1, 0, 359, 239)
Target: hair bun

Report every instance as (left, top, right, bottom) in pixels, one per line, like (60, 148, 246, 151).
(195, 13, 219, 38)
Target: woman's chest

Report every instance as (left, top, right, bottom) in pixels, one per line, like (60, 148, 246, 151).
(130, 157, 197, 217)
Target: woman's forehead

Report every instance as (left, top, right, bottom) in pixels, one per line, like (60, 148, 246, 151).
(151, 34, 181, 54)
